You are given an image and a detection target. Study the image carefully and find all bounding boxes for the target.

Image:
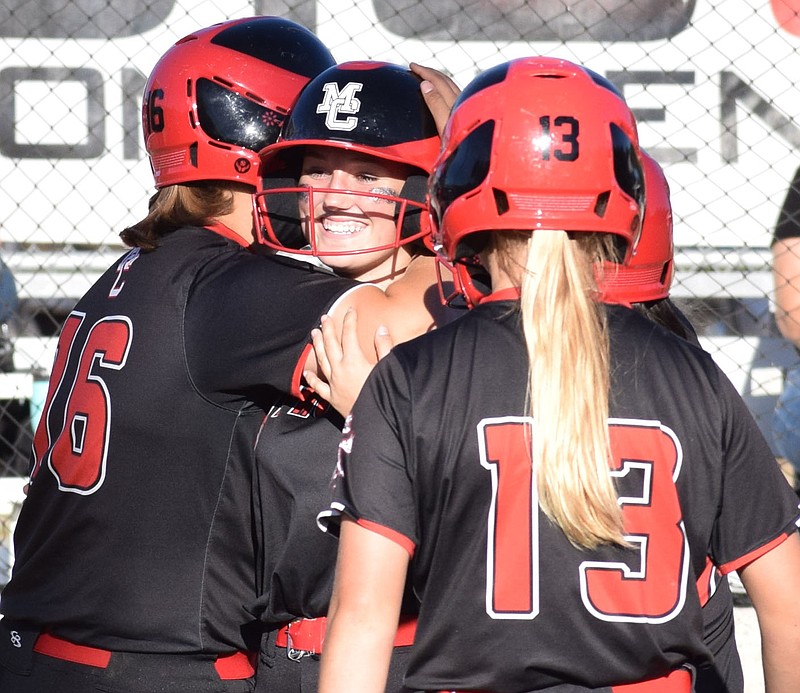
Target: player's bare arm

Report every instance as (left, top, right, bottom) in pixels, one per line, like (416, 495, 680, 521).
(319, 518, 409, 693)
(306, 254, 458, 412)
(338, 255, 444, 346)
(300, 251, 442, 394)
(738, 531, 800, 692)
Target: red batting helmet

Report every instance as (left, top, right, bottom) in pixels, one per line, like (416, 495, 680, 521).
(254, 61, 440, 254)
(598, 151, 674, 304)
(429, 56, 644, 268)
(143, 17, 335, 189)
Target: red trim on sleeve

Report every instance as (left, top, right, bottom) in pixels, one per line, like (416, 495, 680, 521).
(718, 530, 793, 575)
(356, 518, 416, 557)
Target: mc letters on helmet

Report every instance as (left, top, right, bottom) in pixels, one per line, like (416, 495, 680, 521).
(316, 82, 364, 132)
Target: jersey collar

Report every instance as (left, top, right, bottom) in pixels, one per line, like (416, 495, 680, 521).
(479, 286, 521, 304)
(206, 221, 250, 248)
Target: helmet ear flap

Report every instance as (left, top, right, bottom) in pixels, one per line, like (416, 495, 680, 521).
(455, 231, 490, 263)
(454, 260, 492, 308)
(259, 174, 306, 249)
(397, 173, 433, 254)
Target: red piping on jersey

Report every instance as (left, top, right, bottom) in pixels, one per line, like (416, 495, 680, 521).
(695, 556, 720, 606)
(206, 221, 251, 248)
(717, 529, 793, 575)
(478, 284, 636, 308)
(357, 518, 416, 557)
(479, 287, 521, 304)
(292, 343, 313, 400)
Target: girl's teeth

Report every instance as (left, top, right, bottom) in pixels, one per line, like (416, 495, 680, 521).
(323, 221, 363, 235)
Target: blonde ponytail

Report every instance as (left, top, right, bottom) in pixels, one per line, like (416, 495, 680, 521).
(512, 230, 626, 549)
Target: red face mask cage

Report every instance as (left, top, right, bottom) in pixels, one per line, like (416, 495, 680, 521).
(254, 185, 431, 257)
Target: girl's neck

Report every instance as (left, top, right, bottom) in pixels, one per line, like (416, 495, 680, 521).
(216, 189, 256, 245)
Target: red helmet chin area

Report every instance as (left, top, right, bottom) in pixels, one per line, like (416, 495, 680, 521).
(598, 151, 674, 304)
(437, 260, 493, 309)
(255, 186, 432, 257)
(429, 57, 645, 277)
(142, 17, 334, 189)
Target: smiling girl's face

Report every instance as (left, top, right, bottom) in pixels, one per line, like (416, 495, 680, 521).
(298, 146, 417, 286)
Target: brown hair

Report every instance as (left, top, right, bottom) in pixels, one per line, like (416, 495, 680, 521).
(119, 183, 236, 250)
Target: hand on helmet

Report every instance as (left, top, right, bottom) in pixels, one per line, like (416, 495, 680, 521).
(411, 62, 461, 136)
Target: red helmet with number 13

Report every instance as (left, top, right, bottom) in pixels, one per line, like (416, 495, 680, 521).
(429, 57, 644, 270)
(142, 16, 335, 189)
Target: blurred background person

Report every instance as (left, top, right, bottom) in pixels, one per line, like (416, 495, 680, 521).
(772, 164, 800, 489)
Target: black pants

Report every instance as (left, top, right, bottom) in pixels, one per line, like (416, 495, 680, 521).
(0, 654, 256, 693)
(256, 633, 412, 693)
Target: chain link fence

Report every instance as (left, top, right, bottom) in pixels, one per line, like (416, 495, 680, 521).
(1, 0, 799, 583)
